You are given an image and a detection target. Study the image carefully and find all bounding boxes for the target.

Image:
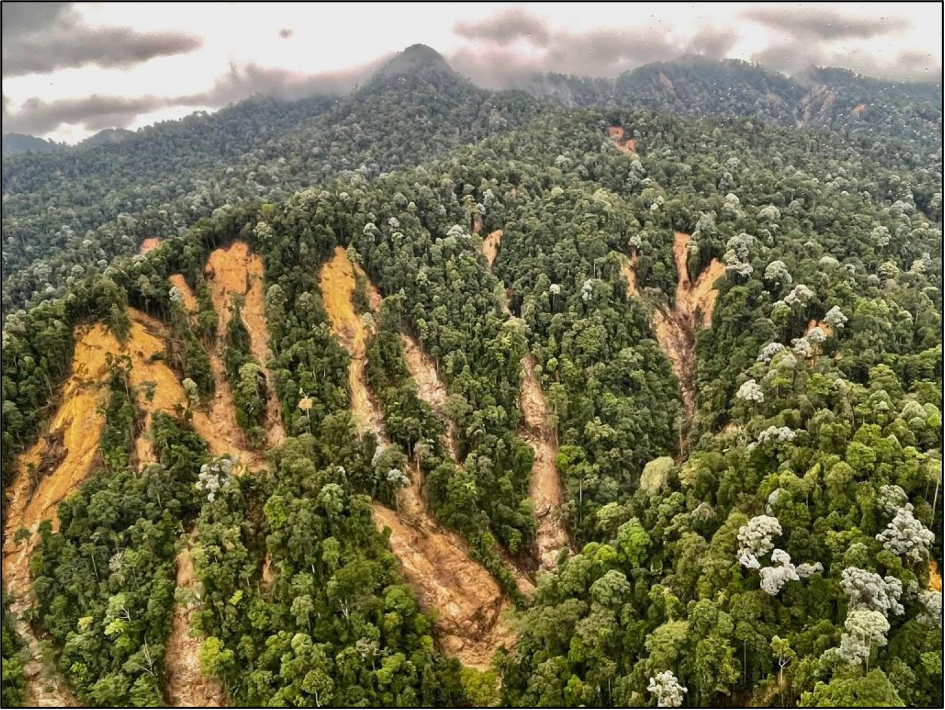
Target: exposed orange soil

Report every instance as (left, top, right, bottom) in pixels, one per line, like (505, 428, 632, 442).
(519, 356, 571, 574)
(165, 544, 228, 707)
(3, 323, 116, 600)
(371, 503, 515, 669)
(139, 237, 162, 254)
(608, 126, 637, 153)
(319, 247, 518, 667)
(621, 254, 639, 297)
(261, 554, 275, 590)
(394, 297, 532, 594)
(930, 561, 943, 593)
(482, 230, 502, 270)
(806, 318, 833, 338)
(0, 308, 256, 543)
(482, 239, 572, 574)
(632, 232, 724, 426)
(2, 280, 271, 706)
(204, 242, 285, 448)
(399, 333, 459, 459)
(3, 323, 112, 544)
(318, 247, 385, 438)
(169, 274, 199, 312)
(125, 306, 265, 470)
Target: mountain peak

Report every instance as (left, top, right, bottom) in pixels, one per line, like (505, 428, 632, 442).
(370, 44, 455, 84)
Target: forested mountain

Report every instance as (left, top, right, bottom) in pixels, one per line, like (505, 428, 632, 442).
(1, 44, 942, 709)
(77, 128, 136, 149)
(527, 56, 944, 149)
(4, 49, 941, 319)
(1, 45, 545, 316)
(1, 133, 62, 157)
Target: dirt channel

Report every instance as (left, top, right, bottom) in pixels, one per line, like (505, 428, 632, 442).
(318, 246, 519, 669)
(631, 232, 724, 428)
(480, 236, 573, 574)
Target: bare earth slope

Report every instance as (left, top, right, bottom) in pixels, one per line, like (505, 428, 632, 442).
(318, 246, 517, 669)
(205, 242, 286, 448)
(481, 238, 573, 574)
(164, 545, 228, 707)
(649, 232, 724, 425)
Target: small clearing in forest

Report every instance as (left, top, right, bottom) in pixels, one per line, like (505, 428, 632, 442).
(930, 561, 943, 593)
(621, 253, 639, 297)
(608, 126, 637, 154)
(169, 274, 199, 312)
(139, 237, 161, 254)
(482, 230, 502, 270)
(806, 318, 833, 338)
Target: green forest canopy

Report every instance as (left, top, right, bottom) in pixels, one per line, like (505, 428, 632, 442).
(1, 47, 942, 708)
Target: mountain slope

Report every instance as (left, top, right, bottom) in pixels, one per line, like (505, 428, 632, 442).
(3, 96, 940, 705)
(1, 133, 61, 157)
(1, 45, 546, 316)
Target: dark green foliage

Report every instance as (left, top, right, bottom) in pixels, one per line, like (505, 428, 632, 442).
(97, 355, 140, 471)
(222, 302, 268, 446)
(190, 434, 468, 706)
(2, 592, 27, 707)
(2, 50, 942, 708)
(30, 413, 207, 706)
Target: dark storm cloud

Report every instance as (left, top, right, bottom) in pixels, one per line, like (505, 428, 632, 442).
(1, 2, 74, 37)
(1, 1, 202, 77)
(5, 56, 392, 136)
(744, 4, 939, 80)
(2, 95, 171, 134)
(743, 6, 908, 41)
(179, 57, 390, 107)
(450, 9, 737, 88)
(454, 8, 551, 46)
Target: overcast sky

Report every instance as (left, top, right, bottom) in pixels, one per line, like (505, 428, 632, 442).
(2, 1, 942, 143)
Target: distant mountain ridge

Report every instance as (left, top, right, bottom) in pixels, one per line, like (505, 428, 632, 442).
(4, 47, 940, 151)
(1, 132, 62, 157)
(1, 45, 941, 316)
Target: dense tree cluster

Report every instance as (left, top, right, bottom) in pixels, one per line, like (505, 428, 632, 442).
(1, 592, 27, 706)
(1, 46, 941, 708)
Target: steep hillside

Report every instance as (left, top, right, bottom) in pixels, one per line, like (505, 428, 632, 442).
(1, 133, 62, 157)
(1, 80, 941, 709)
(6, 51, 938, 320)
(1, 45, 545, 316)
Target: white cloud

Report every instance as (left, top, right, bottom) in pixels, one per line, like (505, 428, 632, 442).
(3, 2, 941, 143)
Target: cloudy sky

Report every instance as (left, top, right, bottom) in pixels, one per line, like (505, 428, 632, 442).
(2, 2, 941, 143)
